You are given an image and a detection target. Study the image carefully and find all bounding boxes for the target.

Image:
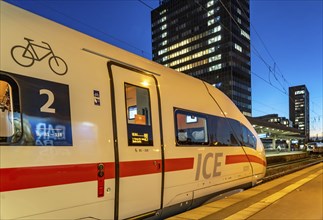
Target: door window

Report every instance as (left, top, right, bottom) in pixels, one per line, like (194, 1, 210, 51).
(0, 75, 22, 144)
(125, 83, 153, 146)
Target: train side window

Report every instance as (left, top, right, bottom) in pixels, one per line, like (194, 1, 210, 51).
(249, 130, 257, 148)
(125, 83, 153, 146)
(241, 125, 257, 149)
(208, 116, 239, 146)
(0, 75, 22, 144)
(229, 119, 244, 145)
(229, 120, 257, 149)
(175, 110, 208, 146)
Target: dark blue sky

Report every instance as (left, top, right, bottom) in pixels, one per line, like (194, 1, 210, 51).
(4, 0, 323, 138)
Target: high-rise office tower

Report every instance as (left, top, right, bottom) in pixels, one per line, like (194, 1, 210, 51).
(151, 0, 251, 115)
(289, 85, 310, 142)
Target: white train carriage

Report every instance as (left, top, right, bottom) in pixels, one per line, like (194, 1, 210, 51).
(0, 2, 266, 219)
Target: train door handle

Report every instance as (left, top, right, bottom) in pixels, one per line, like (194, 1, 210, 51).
(97, 163, 105, 197)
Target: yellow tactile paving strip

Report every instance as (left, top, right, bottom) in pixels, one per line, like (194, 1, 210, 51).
(168, 163, 323, 220)
(224, 170, 322, 220)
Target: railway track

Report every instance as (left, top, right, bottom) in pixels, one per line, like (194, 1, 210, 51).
(263, 154, 323, 182)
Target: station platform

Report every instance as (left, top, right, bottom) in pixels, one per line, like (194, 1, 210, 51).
(265, 151, 308, 164)
(168, 162, 322, 220)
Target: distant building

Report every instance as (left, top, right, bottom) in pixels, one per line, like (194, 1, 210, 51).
(247, 116, 304, 152)
(254, 114, 292, 127)
(289, 85, 310, 142)
(151, 0, 252, 116)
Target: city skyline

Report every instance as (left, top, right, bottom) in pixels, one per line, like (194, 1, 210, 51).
(5, 0, 322, 138)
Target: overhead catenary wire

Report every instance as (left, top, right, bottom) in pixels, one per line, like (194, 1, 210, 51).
(219, 0, 286, 90)
(138, 0, 154, 10)
(252, 70, 287, 95)
(236, 0, 291, 89)
(220, 0, 289, 93)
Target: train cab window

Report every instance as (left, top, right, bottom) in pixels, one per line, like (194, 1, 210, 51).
(125, 83, 153, 146)
(0, 75, 22, 144)
(175, 110, 208, 146)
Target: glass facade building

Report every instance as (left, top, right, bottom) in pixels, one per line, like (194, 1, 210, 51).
(151, 0, 251, 115)
(289, 85, 310, 142)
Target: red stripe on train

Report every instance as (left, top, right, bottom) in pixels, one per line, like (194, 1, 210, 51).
(119, 158, 194, 177)
(119, 160, 161, 177)
(165, 157, 194, 172)
(0, 158, 194, 192)
(246, 154, 267, 166)
(0, 162, 114, 192)
(225, 154, 266, 166)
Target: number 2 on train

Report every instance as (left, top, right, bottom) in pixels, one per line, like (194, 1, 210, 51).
(39, 89, 56, 113)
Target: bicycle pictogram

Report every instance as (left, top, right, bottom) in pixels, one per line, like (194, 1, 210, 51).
(11, 38, 68, 75)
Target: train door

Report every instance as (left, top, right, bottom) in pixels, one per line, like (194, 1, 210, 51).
(108, 62, 163, 219)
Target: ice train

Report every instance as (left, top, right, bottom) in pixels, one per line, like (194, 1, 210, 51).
(0, 2, 266, 219)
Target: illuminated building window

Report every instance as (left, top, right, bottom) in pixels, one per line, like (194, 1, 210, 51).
(158, 48, 168, 55)
(208, 9, 214, 17)
(175, 58, 209, 72)
(160, 16, 166, 23)
(169, 49, 210, 67)
(161, 24, 167, 30)
(161, 40, 167, 46)
(208, 19, 215, 26)
(161, 32, 167, 38)
(209, 64, 222, 71)
(213, 25, 221, 33)
(234, 43, 242, 52)
(209, 54, 221, 63)
(241, 29, 250, 40)
(295, 90, 305, 95)
(208, 35, 221, 44)
(237, 8, 242, 15)
(160, 9, 166, 15)
(207, 0, 214, 8)
(164, 27, 222, 56)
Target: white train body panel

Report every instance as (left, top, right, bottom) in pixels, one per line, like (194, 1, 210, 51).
(0, 2, 266, 219)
